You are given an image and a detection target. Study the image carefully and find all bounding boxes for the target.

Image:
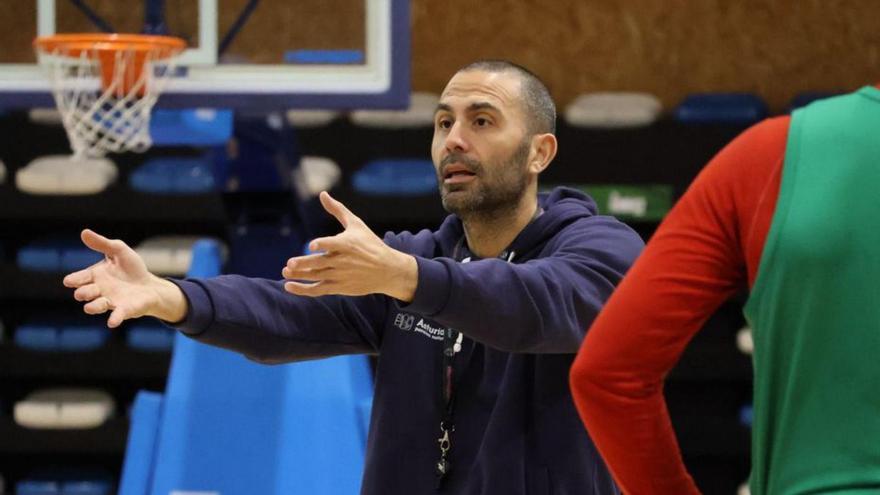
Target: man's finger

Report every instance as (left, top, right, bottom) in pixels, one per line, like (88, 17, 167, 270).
(63, 267, 93, 288)
(319, 191, 362, 230)
(308, 235, 348, 254)
(73, 283, 102, 302)
(83, 296, 112, 315)
(286, 252, 335, 271)
(283, 280, 337, 297)
(281, 265, 332, 281)
(81, 229, 123, 257)
(107, 307, 127, 329)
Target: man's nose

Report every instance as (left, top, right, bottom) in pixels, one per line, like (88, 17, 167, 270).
(444, 121, 469, 153)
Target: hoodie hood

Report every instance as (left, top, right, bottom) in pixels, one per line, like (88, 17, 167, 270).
(429, 186, 600, 259)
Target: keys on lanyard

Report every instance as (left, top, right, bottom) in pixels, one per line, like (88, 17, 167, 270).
(436, 421, 453, 479)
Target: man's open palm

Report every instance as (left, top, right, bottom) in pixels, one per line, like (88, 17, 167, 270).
(63, 229, 169, 328)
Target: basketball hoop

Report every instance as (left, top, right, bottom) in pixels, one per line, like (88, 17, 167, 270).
(33, 33, 186, 158)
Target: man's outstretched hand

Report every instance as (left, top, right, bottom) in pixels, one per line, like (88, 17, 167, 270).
(282, 192, 418, 302)
(63, 229, 188, 328)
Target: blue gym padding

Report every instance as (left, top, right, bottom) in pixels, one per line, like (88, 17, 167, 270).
(149, 109, 233, 147)
(120, 240, 375, 495)
(673, 93, 768, 125)
(129, 157, 217, 194)
(284, 49, 365, 65)
(127, 324, 175, 352)
(352, 158, 437, 196)
(17, 239, 102, 272)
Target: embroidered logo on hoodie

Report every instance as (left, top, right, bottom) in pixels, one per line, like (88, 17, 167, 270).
(393, 313, 447, 341)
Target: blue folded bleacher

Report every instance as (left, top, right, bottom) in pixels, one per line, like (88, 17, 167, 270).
(119, 240, 375, 495)
(674, 93, 768, 125)
(129, 156, 217, 194)
(150, 108, 233, 147)
(17, 239, 103, 272)
(352, 159, 437, 196)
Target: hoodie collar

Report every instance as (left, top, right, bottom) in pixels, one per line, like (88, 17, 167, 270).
(433, 186, 598, 259)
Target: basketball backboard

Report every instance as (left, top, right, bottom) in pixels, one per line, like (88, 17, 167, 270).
(0, 0, 409, 110)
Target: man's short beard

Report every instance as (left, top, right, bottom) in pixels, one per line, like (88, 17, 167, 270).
(440, 137, 532, 221)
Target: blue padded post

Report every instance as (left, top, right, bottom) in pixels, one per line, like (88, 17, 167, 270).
(119, 391, 163, 495)
(121, 238, 374, 494)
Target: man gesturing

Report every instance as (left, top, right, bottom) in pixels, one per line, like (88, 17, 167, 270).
(65, 60, 643, 494)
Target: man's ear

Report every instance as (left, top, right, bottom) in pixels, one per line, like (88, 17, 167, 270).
(529, 133, 558, 174)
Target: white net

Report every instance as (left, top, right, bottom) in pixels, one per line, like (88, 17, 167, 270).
(37, 40, 181, 158)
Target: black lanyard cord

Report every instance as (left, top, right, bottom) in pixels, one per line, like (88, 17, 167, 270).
(435, 235, 520, 485)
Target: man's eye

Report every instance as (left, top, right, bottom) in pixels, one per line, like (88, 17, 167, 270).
(437, 119, 452, 129)
(475, 117, 490, 127)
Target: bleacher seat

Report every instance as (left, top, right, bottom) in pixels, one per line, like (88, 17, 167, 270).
(674, 93, 768, 125)
(15, 470, 113, 495)
(286, 109, 339, 128)
(14, 388, 115, 429)
(352, 158, 437, 196)
(350, 92, 438, 128)
(17, 239, 103, 273)
(15, 317, 108, 352)
(134, 235, 227, 276)
(291, 156, 341, 199)
(16, 155, 117, 195)
(119, 240, 375, 495)
(129, 157, 217, 194)
(149, 109, 233, 147)
(564, 92, 662, 128)
(127, 322, 175, 352)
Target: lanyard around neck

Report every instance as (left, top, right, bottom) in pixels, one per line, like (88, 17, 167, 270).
(435, 238, 515, 485)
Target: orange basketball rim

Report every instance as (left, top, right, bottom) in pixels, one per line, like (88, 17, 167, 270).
(34, 33, 186, 96)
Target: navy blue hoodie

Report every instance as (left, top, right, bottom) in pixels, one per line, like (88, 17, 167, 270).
(173, 187, 644, 494)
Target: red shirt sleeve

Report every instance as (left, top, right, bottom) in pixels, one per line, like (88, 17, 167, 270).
(569, 116, 790, 494)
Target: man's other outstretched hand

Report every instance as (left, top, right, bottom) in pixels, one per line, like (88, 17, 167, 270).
(282, 192, 418, 302)
(63, 229, 188, 328)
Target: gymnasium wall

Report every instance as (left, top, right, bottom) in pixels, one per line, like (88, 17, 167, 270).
(3, 0, 878, 112)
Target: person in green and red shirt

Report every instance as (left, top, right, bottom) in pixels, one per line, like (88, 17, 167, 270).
(570, 86, 880, 495)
